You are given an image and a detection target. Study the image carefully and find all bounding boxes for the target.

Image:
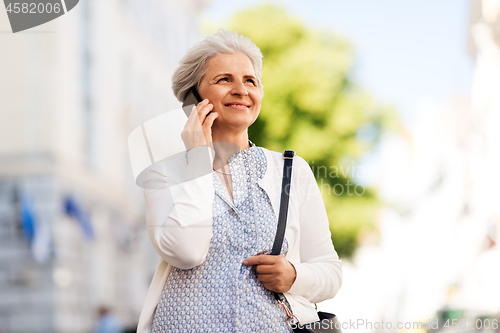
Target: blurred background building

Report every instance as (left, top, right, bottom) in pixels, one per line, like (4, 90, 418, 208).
(0, 0, 210, 332)
(319, 0, 500, 331)
(1, 0, 499, 332)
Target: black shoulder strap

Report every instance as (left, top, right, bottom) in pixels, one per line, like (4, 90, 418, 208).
(272, 149, 295, 303)
(271, 149, 295, 255)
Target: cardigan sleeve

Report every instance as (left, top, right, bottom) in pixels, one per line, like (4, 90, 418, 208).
(142, 145, 216, 270)
(286, 156, 343, 303)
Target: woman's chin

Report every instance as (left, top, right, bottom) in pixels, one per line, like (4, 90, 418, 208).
(214, 119, 255, 130)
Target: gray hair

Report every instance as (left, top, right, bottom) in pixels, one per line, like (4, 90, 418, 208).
(172, 28, 264, 102)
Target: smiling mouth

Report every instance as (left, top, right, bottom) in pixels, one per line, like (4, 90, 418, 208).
(225, 104, 250, 109)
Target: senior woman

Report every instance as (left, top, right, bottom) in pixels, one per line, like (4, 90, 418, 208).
(137, 29, 342, 333)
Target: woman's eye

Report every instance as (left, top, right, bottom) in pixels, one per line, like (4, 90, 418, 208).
(217, 77, 229, 83)
(246, 79, 256, 85)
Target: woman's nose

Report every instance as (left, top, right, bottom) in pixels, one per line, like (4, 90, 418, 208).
(230, 81, 248, 96)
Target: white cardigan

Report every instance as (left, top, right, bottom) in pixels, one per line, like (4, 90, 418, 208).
(137, 145, 342, 332)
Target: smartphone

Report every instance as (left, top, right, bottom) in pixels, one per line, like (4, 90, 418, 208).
(182, 87, 203, 117)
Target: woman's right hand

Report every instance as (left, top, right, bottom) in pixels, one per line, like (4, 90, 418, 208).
(181, 99, 218, 152)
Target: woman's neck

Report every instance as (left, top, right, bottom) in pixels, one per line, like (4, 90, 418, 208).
(211, 131, 250, 151)
(211, 131, 251, 168)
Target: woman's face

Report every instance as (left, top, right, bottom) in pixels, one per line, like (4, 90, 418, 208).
(198, 53, 262, 133)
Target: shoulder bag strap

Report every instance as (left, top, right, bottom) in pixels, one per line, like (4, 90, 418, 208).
(271, 149, 295, 255)
(271, 150, 300, 328)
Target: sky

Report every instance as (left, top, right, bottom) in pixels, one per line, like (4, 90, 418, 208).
(203, 0, 475, 126)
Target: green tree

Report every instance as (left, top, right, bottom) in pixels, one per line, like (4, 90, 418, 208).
(217, 4, 400, 259)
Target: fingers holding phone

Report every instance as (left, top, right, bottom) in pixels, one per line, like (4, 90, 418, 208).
(181, 99, 218, 152)
(197, 99, 218, 146)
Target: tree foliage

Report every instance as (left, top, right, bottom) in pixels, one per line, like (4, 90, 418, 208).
(222, 4, 400, 259)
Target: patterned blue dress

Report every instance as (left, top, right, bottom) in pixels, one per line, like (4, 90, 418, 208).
(150, 140, 293, 333)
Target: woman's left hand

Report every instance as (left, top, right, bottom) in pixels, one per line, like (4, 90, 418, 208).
(243, 255, 297, 293)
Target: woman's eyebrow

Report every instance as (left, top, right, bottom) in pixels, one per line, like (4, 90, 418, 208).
(213, 73, 232, 79)
(213, 73, 256, 80)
